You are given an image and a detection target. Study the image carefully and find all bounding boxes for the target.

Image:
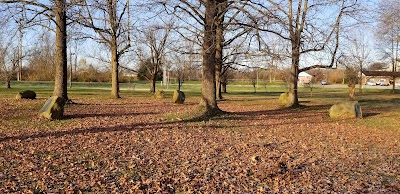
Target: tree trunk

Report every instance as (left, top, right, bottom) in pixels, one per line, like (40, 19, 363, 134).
(6, 79, 11, 89)
(392, 75, 396, 94)
(150, 74, 156, 93)
(107, 0, 120, 99)
(200, 0, 221, 115)
(53, 0, 68, 100)
(358, 61, 363, 93)
(349, 83, 356, 100)
(69, 47, 73, 88)
(221, 71, 227, 93)
(215, 1, 225, 100)
(215, 64, 222, 99)
(289, 47, 300, 107)
(222, 81, 227, 93)
(178, 79, 182, 91)
(111, 41, 120, 98)
(18, 25, 23, 81)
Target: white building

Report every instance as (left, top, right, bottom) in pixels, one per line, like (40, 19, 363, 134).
(298, 72, 313, 85)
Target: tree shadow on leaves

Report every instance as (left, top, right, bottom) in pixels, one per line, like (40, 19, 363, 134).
(362, 112, 380, 118)
(182, 104, 331, 126)
(64, 111, 157, 119)
(235, 104, 331, 116)
(0, 120, 182, 142)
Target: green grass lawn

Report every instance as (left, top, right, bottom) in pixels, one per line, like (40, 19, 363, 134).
(2, 81, 400, 132)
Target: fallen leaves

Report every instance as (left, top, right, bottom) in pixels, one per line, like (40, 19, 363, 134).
(0, 96, 399, 193)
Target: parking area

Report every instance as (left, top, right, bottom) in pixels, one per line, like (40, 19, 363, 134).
(317, 84, 399, 89)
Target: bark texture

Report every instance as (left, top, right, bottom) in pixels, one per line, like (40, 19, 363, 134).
(150, 74, 157, 93)
(200, 0, 221, 115)
(215, 1, 226, 100)
(109, 0, 120, 98)
(53, 0, 68, 100)
(111, 41, 120, 98)
(289, 46, 300, 107)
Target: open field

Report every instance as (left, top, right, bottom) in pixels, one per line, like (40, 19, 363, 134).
(0, 81, 399, 193)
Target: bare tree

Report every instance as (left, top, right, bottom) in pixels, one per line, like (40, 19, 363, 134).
(376, 0, 400, 93)
(137, 23, 172, 93)
(173, 64, 185, 91)
(337, 55, 359, 100)
(2, 0, 70, 100)
(216, 2, 253, 100)
(243, 0, 361, 107)
(368, 62, 388, 71)
(66, 21, 85, 88)
(0, 40, 19, 88)
(7, 3, 28, 82)
(160, 0, 254, 114)
(169, 52, 187, 91)
(25, 32, 56, 81)
(0, 10, 19, 88)
(347, 32, 371, 93)
(199, 0, 226, 115)
(218, 36, 256, 94)
(77, 0, 132, 98)
(215, 1, 226, 99)
(161, 0, 228, 115)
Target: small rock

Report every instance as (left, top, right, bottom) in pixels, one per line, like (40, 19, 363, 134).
(155, 90, 165, 99)
(16, 90, 36, 100)
(172, 90, 185, 104)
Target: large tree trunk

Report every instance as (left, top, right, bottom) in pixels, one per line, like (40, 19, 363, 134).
(289, 45, 300, 107)
(53, 0, 68, 100)
(200, 0, 221, 115)
(108, 0, 120, 99)
(111, 40, 120, 98)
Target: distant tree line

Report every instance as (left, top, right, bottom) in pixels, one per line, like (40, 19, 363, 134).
(1, 0, 397, 116)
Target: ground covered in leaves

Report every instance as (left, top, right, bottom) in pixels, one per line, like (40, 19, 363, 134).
(0, 96, 399, 193)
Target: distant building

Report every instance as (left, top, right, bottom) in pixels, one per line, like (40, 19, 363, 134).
(363, 61, 400, 85)
(298, 72, 313, 85)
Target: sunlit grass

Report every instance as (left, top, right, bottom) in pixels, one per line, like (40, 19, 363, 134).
(2, 81, 400, 133)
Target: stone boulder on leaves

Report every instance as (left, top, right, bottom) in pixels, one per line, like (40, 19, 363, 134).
(172, 90, 185, 104)
(278, 92, 294, 107)
(155, 90, 165, 99)
(39, 96, 66, 120)
(16, 90, 36, 100)
(329, 101, 362, 119)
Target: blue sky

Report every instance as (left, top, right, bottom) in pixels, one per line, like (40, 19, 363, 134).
(1, 0, 394, 71)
